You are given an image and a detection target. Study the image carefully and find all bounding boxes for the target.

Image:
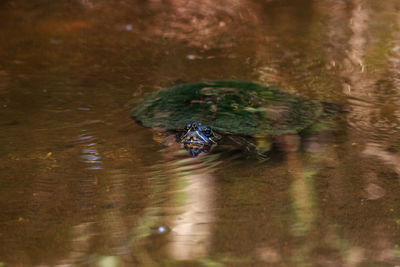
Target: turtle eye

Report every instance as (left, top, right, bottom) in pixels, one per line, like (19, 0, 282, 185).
(204, 127, 212, 136)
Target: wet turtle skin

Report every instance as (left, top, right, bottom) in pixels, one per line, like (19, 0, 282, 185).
(131, 81, 330, 137)
(180, 122, 218, 157)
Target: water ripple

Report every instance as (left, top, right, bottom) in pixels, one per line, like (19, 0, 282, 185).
(144, 148, 219, 260)
(76, 129, 103, 170)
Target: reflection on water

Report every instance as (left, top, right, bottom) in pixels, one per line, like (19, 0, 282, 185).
(1, 0, 400, 265)
(79, 130, 103, 170)
(161, 151, 216, 260)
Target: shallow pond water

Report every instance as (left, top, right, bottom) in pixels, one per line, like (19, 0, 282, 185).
(1, 0, 400, 266)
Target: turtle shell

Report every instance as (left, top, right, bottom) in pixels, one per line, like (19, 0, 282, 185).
(131, 81, 325, 136)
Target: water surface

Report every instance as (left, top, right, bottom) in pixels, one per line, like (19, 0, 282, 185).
(1, 0, 400, 265)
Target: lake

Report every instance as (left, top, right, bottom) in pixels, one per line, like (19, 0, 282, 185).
(0, 0, 400, 265)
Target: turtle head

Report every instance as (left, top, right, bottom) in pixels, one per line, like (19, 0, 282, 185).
(181, 122, 217, 157)
(184, 122, 200, 131)
(184, 123, 192, 131)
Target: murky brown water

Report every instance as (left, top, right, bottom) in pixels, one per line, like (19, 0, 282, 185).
(1, 0, 400, 266)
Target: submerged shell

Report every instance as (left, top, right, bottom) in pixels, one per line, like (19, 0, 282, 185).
(131, 81, 326, 136)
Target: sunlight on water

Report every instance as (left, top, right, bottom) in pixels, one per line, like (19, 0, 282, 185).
(78, 131, 103, 170)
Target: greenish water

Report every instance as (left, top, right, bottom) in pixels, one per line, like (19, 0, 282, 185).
(0, 0, 400, 266)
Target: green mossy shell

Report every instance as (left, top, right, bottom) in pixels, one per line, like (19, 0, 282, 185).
(131, 81, 325, 136)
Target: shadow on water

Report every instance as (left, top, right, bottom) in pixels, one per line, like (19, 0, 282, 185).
(1, 0, 400, 266)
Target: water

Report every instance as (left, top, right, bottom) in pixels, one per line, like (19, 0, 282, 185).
(1, 0, 400, 265)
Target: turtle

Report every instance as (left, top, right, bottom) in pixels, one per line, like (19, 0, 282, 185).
(131, 80, 338, 157)
(179, 122, 218, 157)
